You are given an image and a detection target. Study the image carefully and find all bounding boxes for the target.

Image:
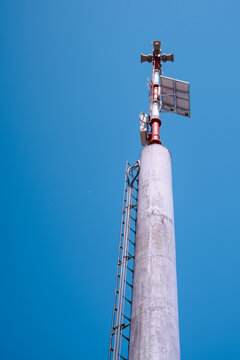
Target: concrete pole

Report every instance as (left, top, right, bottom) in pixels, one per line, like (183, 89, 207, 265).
(129, 144, 180, 360)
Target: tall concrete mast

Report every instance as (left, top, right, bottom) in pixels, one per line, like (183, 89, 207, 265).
(129, 144, 179, 360)
(109, 41, 190, 360)
(129, 41, 190, 360)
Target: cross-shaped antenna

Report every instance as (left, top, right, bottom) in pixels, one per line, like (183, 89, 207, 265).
(139, 41, 190, 147)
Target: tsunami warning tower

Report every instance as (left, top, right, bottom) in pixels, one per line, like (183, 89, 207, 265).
(109, 40, 191, 360)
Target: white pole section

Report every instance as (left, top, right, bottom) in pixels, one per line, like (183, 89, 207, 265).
(129, 144, 180, 360)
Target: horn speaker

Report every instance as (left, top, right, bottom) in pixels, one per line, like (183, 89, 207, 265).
(161, 53, 174, 62)
(141, 53, 153, 63)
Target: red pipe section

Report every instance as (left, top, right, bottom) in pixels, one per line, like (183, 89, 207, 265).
(149, 119, 161, 144)
(149, 52, 161, 145)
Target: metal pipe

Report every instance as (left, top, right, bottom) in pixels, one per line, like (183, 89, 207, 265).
(149, 50, 161, 145)
(149, 118, 161, 144)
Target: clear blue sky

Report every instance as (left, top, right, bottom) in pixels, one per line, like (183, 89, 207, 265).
(1, 0, 240, 359)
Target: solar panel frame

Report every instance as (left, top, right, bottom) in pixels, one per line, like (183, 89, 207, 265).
(160, 76, 191, 117)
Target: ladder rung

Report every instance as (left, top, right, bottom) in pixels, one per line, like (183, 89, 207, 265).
(123, 314, 131, 322)
(115, 322, 128, 331)
(121, 322, 131, 330)
(120, 355, 127, 360)
(124, 296, 132, 305)
(127, 266, 134, 273)
(124, 254, 134, 261)
(126, 281, 133, 288)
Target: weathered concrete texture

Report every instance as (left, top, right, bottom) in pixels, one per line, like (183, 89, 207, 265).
(129, 144, 180, 360)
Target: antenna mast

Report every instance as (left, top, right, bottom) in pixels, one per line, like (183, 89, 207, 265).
(141, 41, 174, 145)
(109, 40, 191, 360)
(140, 41, 190, 146)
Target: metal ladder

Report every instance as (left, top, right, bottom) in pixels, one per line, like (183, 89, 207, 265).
(109, 161, 140, 360)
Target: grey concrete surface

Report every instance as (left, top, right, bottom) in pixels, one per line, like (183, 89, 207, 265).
(129, 144, 180, 360)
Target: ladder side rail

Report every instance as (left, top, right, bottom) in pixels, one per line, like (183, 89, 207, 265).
(109, 162, 129, 360)
(124, 167, 139, 359)
(113, 186, 132, 360)
(109, 161, 140, 360)
(117, 164, 139, 360)
(117, 187, 133, 360)
(127, 178, 138, 358)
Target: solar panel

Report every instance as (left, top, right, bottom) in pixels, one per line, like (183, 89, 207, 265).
(160, 76, 190, 117)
